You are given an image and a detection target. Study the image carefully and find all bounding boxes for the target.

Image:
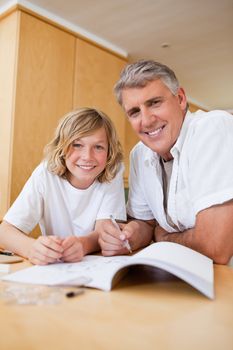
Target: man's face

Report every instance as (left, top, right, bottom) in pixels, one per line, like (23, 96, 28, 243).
(121, 79, 187, 161)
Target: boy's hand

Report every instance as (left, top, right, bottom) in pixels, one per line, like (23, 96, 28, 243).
(61, 236, 85, 262)
(28, 236, 63, 265)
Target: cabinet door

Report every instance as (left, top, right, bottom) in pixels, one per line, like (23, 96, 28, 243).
(0, 11, 19, 218)
(11, 12, 75, 203)
(73, 38, 127, 149)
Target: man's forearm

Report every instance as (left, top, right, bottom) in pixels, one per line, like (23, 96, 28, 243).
(155, 225, 232, 264)
(155, 225, 196, 248)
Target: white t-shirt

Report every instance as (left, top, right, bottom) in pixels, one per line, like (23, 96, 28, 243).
(127, 109, 233, 233)
(4, 162, 126, 237)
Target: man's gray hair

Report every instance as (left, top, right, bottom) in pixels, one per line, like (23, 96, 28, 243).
(114, 60, 180, 106)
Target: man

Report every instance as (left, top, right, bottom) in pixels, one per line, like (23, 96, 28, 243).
(99, 60, 233, 264)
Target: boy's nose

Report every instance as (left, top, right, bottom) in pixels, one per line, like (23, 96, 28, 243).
(82, 147, 92, 159)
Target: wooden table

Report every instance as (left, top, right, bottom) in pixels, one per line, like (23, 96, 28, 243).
(0, 261, 232, 350)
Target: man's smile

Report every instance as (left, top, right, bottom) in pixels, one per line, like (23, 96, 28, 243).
(143, 125, 165, 137)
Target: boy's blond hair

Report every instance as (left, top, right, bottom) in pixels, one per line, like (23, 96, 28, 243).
(44, 107, 123, 183)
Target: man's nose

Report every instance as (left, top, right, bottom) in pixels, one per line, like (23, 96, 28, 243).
(141, 107, 154, 127)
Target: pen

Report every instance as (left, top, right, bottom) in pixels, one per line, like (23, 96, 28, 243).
(66, 289, 84, 298)
(0, 251, 14, 256)
(110, 215, 132, 254)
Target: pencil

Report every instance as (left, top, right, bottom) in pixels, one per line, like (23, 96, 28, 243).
(110, 215, 132, 254)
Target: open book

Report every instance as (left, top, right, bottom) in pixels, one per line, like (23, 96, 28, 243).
(2, 242, 214, 299)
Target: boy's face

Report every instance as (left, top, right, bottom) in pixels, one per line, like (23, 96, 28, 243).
(65, 126, 108, 189)
(121, 79, 187, 161)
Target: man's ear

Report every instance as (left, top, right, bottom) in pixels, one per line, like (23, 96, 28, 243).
(177, 87, 187, 110)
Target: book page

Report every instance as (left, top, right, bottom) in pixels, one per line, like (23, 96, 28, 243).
(131, 242, 214, 299)
(133, 242, 212, 281)
(2, 255, 130, 291)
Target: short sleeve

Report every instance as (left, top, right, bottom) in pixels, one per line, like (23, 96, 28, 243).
(4, 165, 45, 233)
(96, 164, 126, 221)
(187, 112, 233, 214)
(127, 147, 155, 220)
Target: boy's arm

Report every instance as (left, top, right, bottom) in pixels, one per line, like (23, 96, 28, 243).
(0, 221, 63, 265)
(79, 230, 100, 255)
(0, 220, 35, 257)
(154, 201, 233, 264)
(60, 231, 100, 263)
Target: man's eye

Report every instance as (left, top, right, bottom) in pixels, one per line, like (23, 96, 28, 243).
(150, 99, 162, 107)
(128, 110, 140, 118)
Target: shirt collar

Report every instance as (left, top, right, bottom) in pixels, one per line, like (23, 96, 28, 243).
(170, 110, 194, 157)
(144, 144, 159, 163)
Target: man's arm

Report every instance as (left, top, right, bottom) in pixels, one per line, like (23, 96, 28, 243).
(155, 201, 233, 264)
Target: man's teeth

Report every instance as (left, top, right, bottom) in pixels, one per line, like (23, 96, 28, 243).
(147, 127, 163, 136)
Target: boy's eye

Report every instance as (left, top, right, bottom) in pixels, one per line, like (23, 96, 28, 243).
(73, 143, 82, 148)
(95, 145, 104, 150)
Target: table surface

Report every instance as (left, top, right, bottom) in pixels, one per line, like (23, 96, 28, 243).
(0, 260, 232, 350)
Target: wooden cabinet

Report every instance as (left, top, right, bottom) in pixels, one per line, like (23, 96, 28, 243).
(73, 38, 127, 149)
(11, 12, 75, 205)
(124, 119, 139, 179)
(0, 10, 75, 218)
(0, 8, 128, 219)
(0, 11, 19, 219)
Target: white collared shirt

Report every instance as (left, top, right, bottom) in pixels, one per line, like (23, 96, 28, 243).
(127, 110, 233, 232)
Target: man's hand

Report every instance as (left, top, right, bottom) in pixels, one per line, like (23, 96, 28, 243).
(98, 219, 128, 256)
(98, 218, 155, 256)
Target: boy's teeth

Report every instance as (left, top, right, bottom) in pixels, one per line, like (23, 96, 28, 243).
(79, 165, 94, 169)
